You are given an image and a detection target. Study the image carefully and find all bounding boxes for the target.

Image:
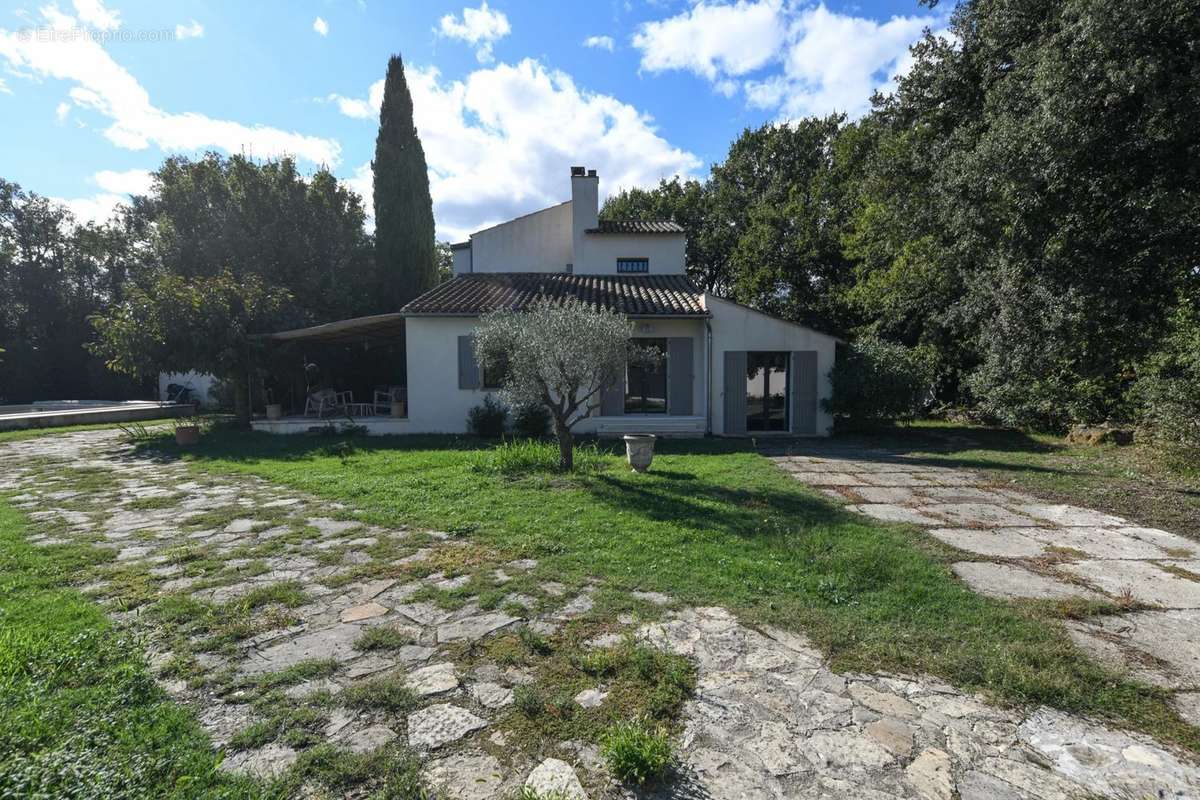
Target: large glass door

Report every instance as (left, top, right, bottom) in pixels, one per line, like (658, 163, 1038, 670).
(625, 338, 668, 414)
(746, 352, 789, 431)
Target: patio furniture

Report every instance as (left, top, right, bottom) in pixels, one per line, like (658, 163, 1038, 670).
(305, 388, 352, 417)
(342, 402, 376, 417)
(374, 386, 407, 415)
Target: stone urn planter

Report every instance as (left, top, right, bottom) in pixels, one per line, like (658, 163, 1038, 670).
(623, 434, 657, 472)
(174, 424, 200, 446)
(265, 403, 283, 420)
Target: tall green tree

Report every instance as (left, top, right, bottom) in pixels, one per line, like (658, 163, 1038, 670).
(0, 180, 144, 403)
(373, 54, 437, 309)
(843, 0, 1200, 427)
(147, 153, 375, 321)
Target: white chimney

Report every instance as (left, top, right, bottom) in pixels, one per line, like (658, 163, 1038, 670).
(570, 166, 598, 265)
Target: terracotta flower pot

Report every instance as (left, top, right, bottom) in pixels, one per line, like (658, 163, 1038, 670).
(266, 403, 283, 420)
(623, 434, 657, 472)
(175, 425, 200, 446)
(391, 400, 407, 418)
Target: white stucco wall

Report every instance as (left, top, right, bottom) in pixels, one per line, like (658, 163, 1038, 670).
(573, 232, 686, 275)
(469, 201, 572, 273)
(451, 246, 472, 275)
(705, 295, 839, 436)
(405, 315, 706, 434)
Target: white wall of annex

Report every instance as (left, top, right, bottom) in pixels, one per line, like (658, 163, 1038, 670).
(469, 202, 572, 273)
(705, 295, 838, 436)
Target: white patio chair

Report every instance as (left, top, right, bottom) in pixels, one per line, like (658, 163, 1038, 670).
(305, 388, 352, 417)
(373, 386, 406, 414)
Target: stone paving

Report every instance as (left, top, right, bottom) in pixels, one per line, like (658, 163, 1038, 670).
(1, 430, 1198, 798)
(772, 447, 1200, 727)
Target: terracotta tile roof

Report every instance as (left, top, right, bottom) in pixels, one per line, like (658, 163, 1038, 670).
(402, 272, 707, 317)
(585, 219, 685, 234)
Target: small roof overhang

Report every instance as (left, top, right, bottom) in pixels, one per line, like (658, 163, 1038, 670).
(250, 312, 406, 345)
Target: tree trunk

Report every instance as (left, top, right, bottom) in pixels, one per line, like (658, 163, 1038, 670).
(554, 418, 574, 471)
(233, 372, 251, 429)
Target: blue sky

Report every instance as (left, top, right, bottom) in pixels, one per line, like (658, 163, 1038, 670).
(0, 0, 947, 239)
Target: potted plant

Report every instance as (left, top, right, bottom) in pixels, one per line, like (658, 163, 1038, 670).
(623, 434, 656, 472)
(174, 415, 201, 446)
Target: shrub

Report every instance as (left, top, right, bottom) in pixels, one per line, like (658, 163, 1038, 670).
(512, 403, 551, 438)
(600, 718, 673, 785)
(1133, 374, 1200, 450)
(825, 337, 937, 424)
(1130, 298, 1200, 459)
(467, 394, 508, 437)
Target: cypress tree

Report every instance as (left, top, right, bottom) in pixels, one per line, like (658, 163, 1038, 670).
(373, 54, 436, 309)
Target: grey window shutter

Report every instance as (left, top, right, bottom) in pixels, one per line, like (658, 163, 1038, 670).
(792, 351, 818, 434)
(600, 365, 625, 416)
(667, 337, 694, 415)
(723, 351, 747, 435)
(458, 335, 480, 389)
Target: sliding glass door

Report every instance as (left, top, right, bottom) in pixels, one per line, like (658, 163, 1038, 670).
(746, 352, 789, 432)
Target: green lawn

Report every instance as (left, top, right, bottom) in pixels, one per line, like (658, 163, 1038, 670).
(158, 431, 1198, 752)
(0, 501, 263, 799)
(825, 421, 1200, 538)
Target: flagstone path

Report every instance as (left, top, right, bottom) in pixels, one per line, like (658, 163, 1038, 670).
(1, 430, 1198, 798)
(772, 446, 1200, 728)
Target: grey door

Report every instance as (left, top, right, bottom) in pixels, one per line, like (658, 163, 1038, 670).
(791, 351, 818, 435)
(723, 351, 747, 435)
(667, 337, 694, 415)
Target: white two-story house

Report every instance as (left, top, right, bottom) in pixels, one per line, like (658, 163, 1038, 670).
(400, 166, 839, 437)
(253, 166, 838, 437)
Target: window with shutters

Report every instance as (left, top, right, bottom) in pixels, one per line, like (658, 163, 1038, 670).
(616, 257, 649, 274)
(624, 338, 667, 413)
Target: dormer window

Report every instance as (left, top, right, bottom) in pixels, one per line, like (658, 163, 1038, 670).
(617, 258, 649, 274)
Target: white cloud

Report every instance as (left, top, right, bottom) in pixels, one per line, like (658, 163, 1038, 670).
(333, 58, 701, 239)
(633, 0, 784, 80)
(326, 78, 384, 120)
(313, 16, 329, 36)
(633, 1, 941, 118)
(0, 6, 342, 165)
(438, 2, 510, 64)
(72, 0, 120, 31)
(175, 20, 204, 40)
(55, 168, 154, 224)
(0, 77, 9, 94)
(412, 58, 699, 239)
(56, 100, 70, 121)
(583, 35, 614, 52)
(759, 5, 937, 118)
(55, 192, 126, 223)
(93, 167, 153, 195)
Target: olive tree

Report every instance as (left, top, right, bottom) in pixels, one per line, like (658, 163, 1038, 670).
(473, 297, 646, 470)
